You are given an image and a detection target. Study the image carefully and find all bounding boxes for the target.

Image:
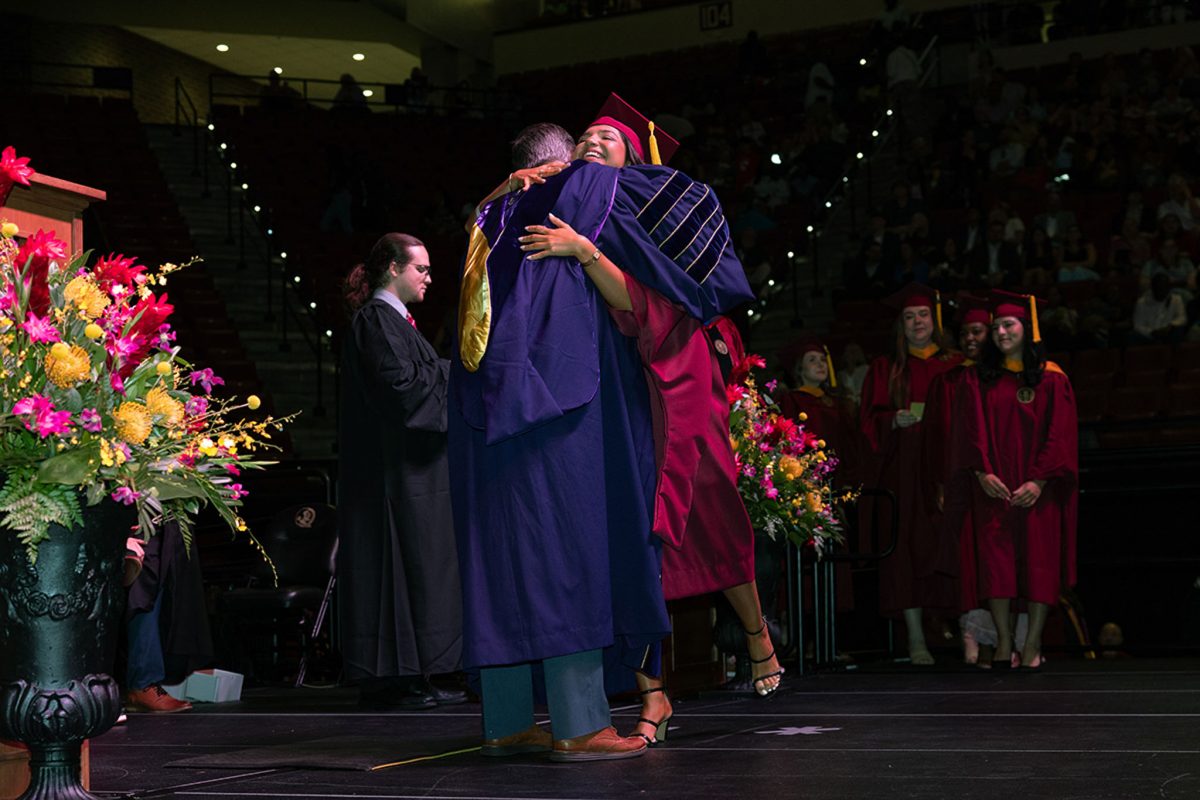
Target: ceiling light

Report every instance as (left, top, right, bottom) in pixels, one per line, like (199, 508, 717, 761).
(352, 53, 365, 61)
(216, 44, 229, 53)
(273, 67, 283, 75)
(362, 89, 374, 98)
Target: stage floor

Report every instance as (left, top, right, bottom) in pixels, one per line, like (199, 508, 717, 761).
(90, 658, 1200, 800)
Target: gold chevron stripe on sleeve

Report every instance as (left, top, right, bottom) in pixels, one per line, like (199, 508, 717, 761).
(458, 223, 492, 373)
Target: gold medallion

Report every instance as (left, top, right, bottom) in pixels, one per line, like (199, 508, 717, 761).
(1016, 387, 1035, 404)
(714, 340, 729, 355)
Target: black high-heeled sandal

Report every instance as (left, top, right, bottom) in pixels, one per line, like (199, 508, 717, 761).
(632, 686, 672, 746)
(745, 618, 785, 697)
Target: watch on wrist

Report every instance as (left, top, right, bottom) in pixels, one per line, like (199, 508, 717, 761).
(580, 249, 601, 267)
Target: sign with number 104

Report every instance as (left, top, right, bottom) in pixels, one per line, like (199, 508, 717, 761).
(700, 1, 733, 30)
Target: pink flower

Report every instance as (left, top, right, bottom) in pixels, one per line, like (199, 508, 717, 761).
(12, 394, 72, 438)
(79, 408, 103, 433)
(113, 442, 131, 462)
(188, 368, 224, 395)
(227, 483, 247, 501)
(106, 335, 141, 361)
(110, 373, 126, 395)
(0, 146, 34, 204)
(765, 379, 778, 393)
(111, 486, 140, 505)
(223, 463, 241, 476)
(20, 312, 60, 344)
(14, 230, 67, 316)
(92, 254, 145, 291)
(765, 487, 779, 499)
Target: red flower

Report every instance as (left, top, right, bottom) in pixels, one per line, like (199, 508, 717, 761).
(14, 230, 67, 316)
(729, 353, 767, 387)
(0, 146, 34, 204)
(92, 253, 145, 291)
(120, 292, 174, 376)
(726, 383, 748, 405)
(772, 415, 798, 443)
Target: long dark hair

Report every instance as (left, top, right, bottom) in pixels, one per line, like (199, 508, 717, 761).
(620, 132, 645, 166)
(977, 320, 1046, 387)
(343, 232, 424, 314)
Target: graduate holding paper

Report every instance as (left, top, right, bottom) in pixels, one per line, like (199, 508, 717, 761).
(858, 283, 963, 663)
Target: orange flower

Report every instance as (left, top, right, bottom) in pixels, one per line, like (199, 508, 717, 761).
(44, 342, 91, 387)
(113, 402, 152, 445)
(145, 385, 184, 428)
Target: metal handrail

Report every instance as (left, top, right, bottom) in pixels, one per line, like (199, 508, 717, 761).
(173, 78, 201, 179)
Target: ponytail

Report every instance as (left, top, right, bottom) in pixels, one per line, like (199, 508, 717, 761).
(342, 232, 425, 315)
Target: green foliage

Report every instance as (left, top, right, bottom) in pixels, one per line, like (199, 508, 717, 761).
(0, 469, 83, 563)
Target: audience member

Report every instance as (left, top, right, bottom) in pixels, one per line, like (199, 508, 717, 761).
(1131, 271, 1188, 343)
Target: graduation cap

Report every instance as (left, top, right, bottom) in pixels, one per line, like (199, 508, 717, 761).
(883, 281, 943, 334)
(956, 293, 991, 326)
(781, 337, 837, 387)
(988, 289, 1042, 343)
(588, 92, 680, 165)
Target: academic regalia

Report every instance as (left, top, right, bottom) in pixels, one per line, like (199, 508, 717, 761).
(859, 284, 964, 615)
(951, 291, 1078, 606)
(337, 296, 462, 682)
(921, 364, 973, 606)
(953, 366, 1078, 605)
(611, 276, 755, 600)
(450, 160, 669, 670)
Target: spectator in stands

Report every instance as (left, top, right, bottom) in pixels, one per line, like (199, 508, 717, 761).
(332, 74, 369, 112)
(862, 208, 902, 264)
(929, 237, 967, 292)
(895, 239, 930, 285)
(887, 32, 923, 139)
(1154, 212, 1198, 259)
(806, 60, 836, 110)
(1131, 271, 1188, 344)
(259, 70, 302, 112)
(885, 180, 924, 236)
(738, 30, 772, 81)
(1039, 286, 1080, 350)
(1024, 226, 1055, 291)
(1079, 277, 1133, 348)
(403, 67, 430, 113)
(959, 206, 985, 255)
(1109, 217, 1150, 274)
(1158, 173, 1200, 231)
(967, 220, 1021, 289)
(840, 343, 870, 406)
(1141, 237, 1197, 300)
(338, 233, 464, 710)
(845, 240, 892, 298)
(1057, 224, 1099, 282)
(952, 290, 1078, 672)
(1033, 188, 1076, 240)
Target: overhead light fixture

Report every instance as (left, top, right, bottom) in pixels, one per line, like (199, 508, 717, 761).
(770, 153, 782, 165)
(216, 44, 229, 53)
(273, 67, 283, 75)
(352, 53, 365, 61)
(362, 89, 374, 98)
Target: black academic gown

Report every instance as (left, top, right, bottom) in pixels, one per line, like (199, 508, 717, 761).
(336, 296, 462, 681)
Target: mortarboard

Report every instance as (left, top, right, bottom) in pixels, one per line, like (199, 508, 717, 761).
(883, 281, 943, 334)
(956, 293, 991, 326)
(782, 337, 837, 388)
(988, 289, 1042, 343)
(588, 92, 680, 165)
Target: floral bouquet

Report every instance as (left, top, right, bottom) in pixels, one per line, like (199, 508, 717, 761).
(0, 147, 289, 565)
(727, 353, 854, 554)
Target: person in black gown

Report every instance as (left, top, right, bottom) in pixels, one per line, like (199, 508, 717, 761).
(337, 232, 464, 709)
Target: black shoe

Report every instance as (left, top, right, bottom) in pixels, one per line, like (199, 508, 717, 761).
(426, 683, 468, 705)
(358, 682, 437, 710)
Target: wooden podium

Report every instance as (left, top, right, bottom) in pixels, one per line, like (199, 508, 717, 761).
(0, 169, 106, 800)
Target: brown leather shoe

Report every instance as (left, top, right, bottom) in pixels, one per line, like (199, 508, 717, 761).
(480, 723, 552, 757)
(550, 726, 647, 762)
(126, 684, 193, 713)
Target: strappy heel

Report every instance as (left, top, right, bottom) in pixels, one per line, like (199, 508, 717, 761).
(745, 617, 785, 697)
(632, 686, 672, 746)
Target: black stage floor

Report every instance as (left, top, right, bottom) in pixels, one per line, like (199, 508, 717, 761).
(90, 658, 1200, 800)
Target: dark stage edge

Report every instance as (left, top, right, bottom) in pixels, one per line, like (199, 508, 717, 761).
(89, 658, 1200, 800)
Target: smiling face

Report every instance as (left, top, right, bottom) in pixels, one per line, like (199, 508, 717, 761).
(799, 351, 829, 386)
(574, 125, 630, 167)
(902, 305, 934, 348)
(390, 245, 432, 305)
(991, 315, 1025, 356)
(960, 321, 989, 359)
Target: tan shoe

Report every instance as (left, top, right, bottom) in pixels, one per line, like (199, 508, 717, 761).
(126, 684, 192, 713)
(550, 726, 647, 762)
(480, 723, 552, 757)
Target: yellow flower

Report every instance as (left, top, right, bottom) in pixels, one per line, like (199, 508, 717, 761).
(198, 437, 219, 457)
(798, 412, 808, 422)
(99, 439, 115, 467)
(730, 436, 740, 452)
(778, 455, 803, 481)
(63, 275, 110, 319)
(156, 361, 173, 376)
(113, 402, 153, 445)
(44, 344, 91, 388)
(246, 395, 261, 410)
(805, 491, 823, 513)
(84, 323, 104, 339)
(235, 516, 248, 532)
(145, 385, 185, 428)
(1, 222, 18, 238)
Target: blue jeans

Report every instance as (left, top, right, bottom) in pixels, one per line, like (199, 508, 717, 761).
(480, 649, 610, 741)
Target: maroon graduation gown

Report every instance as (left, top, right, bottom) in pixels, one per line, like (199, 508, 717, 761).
(859, 347, 964, 615)
(612, 275, 755, 601)
(952, 365, 1078, 605)
(922, 364, 974, 610)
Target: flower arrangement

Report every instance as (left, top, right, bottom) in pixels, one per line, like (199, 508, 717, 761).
(727, 353, 854, 553)
(0, 147, 289, 564)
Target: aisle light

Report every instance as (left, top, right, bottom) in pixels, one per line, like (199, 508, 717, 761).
(293, 276, 301, 284)
(310, 302, 317, 309)
(207, 123, 215, 131)
(807, 225, 814, 233)
(280, 251, 288, 259)
(216, 44, 229, 53)
(859, 58, 867, 66)
(362, 89, 374, 98)
(352, 53, 365, 61)
(273, 67, 283, 75)
(856, 151, 864, 159)
(770, 153, 782, 165)
(253, 205, 261, 213)
(229, 162, 237, 170)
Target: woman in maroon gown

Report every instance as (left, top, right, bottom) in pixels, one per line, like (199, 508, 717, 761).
(517, 95, 783, 745)
(952, 290, 1078, 670)
(858, 283, 963, 664)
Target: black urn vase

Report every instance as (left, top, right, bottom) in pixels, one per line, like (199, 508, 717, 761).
(0, 502, 130, 800)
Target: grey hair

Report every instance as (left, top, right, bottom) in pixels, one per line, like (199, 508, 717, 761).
(511, 122, 575, 169)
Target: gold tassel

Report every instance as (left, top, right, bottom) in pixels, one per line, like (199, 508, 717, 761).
(648, 120, 662, 166)
(1029, 294, 1041, 343)
(935, 290, 943, 334)
(824, 345, 838, 388)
